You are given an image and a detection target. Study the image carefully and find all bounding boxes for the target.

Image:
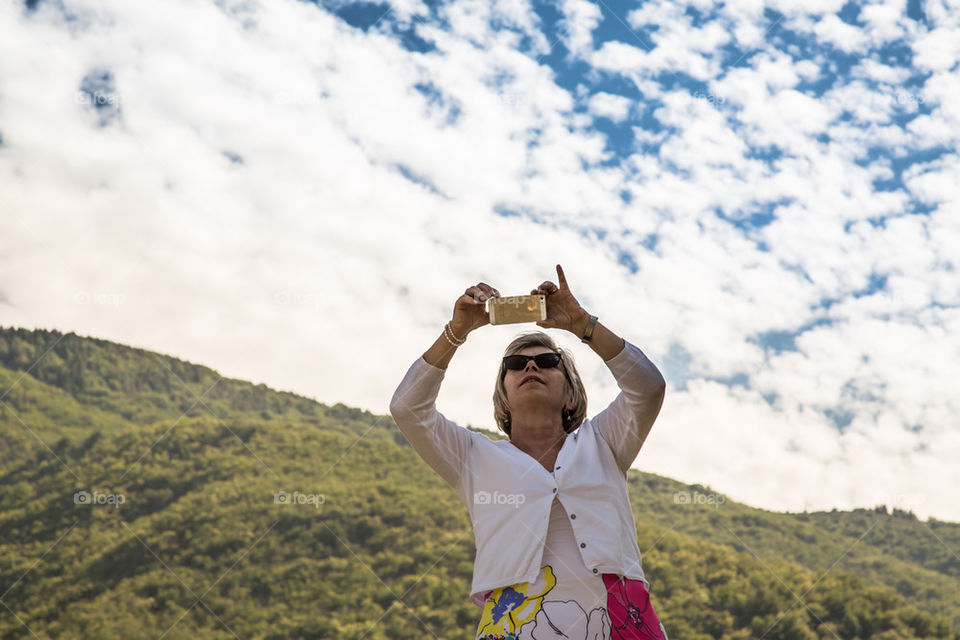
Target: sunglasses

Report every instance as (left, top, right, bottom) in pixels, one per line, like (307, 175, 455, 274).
(502, 352, 562, 371)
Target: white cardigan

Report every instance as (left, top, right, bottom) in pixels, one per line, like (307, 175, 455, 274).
(389, 339, 666, 607)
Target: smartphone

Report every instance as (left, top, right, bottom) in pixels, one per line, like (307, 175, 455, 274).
(487, 294, 547, 325)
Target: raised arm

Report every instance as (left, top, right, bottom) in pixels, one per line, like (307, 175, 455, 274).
(421, 281, 500, 370)
(532, 265, 665, 474)
(389, 280, 501, 488)
(388, 355, 474, 489)
(588, 338, 665, 474)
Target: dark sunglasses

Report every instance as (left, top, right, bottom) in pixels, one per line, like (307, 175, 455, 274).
(502, 352, 562, 371)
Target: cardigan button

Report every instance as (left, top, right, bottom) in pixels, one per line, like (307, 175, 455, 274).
(592, 568, 598, 574)
(570, 513, 576, 519)
(580, 542, 586, 548)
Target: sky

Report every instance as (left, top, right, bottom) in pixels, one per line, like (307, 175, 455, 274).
(1, 0, 958, 521)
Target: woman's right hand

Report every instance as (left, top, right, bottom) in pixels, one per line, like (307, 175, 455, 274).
(451, 282, 500, 339)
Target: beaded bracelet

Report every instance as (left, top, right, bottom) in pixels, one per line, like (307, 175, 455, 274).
(444, 322, 466, 347)
(448, 322, 466, 344)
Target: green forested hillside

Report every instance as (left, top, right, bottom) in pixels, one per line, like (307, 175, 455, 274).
(1, 327, 957, 639)
(621, 473, 960, 627)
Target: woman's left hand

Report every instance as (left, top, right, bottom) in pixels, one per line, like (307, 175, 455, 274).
(531, 264, 589, 335)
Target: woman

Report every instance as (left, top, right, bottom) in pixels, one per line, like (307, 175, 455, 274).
(389, 265, 668, 640)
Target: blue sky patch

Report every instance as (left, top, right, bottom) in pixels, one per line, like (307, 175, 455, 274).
(222, 150, 244, 165)
(661, 342, 693, 391)
(79, 69, 121, 127)
(394, 164, 444, 196)
(413, 81, 461, 126)
(320, 1, 391, 30)
(823, 406, 855, 431)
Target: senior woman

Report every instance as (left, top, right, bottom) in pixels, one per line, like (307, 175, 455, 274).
(389, 265, 668, 640)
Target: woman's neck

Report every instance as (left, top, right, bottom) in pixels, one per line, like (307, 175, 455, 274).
(510, 413, 567, 469)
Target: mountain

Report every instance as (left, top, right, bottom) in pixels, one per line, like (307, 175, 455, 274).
(1, 326, 957, 639)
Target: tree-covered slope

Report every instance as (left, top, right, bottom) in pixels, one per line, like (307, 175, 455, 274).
(622, 473, 960, 628)
(0, 326, 398, 446)
(0, 327, 956, 639)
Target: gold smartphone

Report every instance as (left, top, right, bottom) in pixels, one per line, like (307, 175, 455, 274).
(487, 294, 547, 325)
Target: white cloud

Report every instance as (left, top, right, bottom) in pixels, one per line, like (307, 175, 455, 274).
(768, 0, 846, 17)
(860, 0, 910, 45)
(642, 379, 958, 517)
(2, 0, 959, 523)
(586, 91, 632, 122)
(852, 58, 913, 84)
(915, 27, 960, 71)
(904, 154, 960, 207)
(560, 0, 601, 59)
(814, 14, 870, 53)
(589, 39, 647, 75)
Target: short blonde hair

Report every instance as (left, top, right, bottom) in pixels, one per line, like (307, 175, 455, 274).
(492, 331, 587, 439)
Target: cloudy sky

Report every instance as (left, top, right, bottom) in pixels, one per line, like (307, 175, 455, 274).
(1, 0, 958, 521)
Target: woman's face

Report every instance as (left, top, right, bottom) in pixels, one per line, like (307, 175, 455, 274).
(503, 346, 569, 414)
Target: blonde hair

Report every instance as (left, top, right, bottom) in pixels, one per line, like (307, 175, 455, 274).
(492, 331, 587, 439)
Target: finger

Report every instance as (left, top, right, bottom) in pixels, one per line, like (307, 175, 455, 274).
(465, 285, 491, 302)
(477, 282, 499, 298)
(556, 264, 569, 290)
(538, 281, 556, 293)
(476, 282, 502, 301)
(461, 289, 486, 304)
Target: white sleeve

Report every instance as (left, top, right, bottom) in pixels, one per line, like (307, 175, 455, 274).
(389, 357, 475, 490)
(588, 340, 666, 474)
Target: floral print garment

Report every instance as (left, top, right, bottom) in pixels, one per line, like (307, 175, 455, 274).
(475, 498, 668, 640)
(475, 566, 668, 640)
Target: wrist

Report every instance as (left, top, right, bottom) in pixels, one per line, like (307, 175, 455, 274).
(448, 321, 470, 341)
(569, 309, 591, 337)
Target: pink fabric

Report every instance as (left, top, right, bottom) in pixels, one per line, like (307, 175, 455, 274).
(602, 574, 667, 640)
